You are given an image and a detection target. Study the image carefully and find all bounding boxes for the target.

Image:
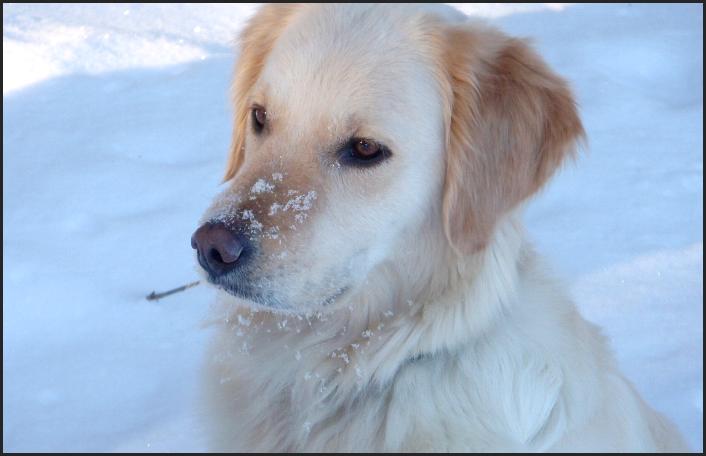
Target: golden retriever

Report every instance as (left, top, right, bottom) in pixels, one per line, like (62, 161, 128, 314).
(191, 4, 688, 451)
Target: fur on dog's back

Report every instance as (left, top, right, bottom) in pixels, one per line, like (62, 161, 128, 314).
(198, 4, 688, 452)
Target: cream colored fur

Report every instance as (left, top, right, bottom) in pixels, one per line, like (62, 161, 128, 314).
(198, 4, 689, 452)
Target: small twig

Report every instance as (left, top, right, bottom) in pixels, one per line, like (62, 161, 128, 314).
(146, 281, 201, 301)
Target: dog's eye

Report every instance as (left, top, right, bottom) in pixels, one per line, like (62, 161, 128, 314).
(252, 106, 266, 133)
(353, 139, 380, 159)
(339, 138, 391, 168)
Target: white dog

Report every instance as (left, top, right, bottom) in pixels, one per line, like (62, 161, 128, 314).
(191, 4, 688, 451)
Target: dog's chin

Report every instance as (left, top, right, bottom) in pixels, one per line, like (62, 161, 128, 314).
(211, 280, 291, 312)
(210, 279, 351, 315)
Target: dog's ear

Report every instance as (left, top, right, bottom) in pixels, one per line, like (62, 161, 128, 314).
(223, 4, 302, 182)
(439, 24, 585, 254)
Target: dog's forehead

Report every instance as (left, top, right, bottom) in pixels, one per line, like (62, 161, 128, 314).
(256, 4, 438, 133)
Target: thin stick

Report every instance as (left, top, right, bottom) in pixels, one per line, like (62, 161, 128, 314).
(146, 280, 201, 301)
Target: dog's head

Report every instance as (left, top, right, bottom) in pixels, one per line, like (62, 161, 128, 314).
(192, 4, 584, 312)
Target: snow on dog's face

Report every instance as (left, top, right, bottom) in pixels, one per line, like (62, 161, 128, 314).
(196, 4, 583, 312)
(199, 5, 446, 311)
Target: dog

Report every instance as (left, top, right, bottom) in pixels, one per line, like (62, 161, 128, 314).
(191, 4, 689, 451)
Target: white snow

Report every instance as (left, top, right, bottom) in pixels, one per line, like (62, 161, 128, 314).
(237, 314, 251, 328)
(269, 202, 283, 216)
(283, 190, 318, 213)
(3, 3, 702, 452)
(250, 178, 274, 194)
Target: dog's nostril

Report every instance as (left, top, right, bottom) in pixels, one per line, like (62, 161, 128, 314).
(209, 248, 224, 264)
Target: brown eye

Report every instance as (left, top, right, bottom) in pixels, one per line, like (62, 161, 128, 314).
(353, 139, 380, 159)
(252, 106, 266, 133)
(339, 137, 391, 168)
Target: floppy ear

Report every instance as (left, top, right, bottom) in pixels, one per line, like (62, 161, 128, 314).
(440, 24, 585, 254)
(223, 3, 302, 182)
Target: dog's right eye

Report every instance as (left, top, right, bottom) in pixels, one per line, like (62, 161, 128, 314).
(252, 106, 266, 133)
(337, 137, 392, 168)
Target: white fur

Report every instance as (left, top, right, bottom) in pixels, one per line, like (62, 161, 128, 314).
(198, 4, 689, 452)
(201, 214, 687, 451)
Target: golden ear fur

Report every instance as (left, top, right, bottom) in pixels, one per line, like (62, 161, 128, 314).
(440, 24, 585, 254)
(223, 4, 302, 182)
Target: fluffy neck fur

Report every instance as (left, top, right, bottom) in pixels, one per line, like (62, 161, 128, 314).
(203, 214, 605, 451)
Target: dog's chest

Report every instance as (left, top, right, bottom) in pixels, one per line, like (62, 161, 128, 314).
(208, 327, 567, 452)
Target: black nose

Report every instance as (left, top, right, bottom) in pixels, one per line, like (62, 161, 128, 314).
(191, 222, 244, 277)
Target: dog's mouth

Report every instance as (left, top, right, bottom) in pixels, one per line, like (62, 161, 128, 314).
(321, 286, 350, 307)
(208, 272, 284, 309)
(194, 238, 352, 311)
(205, 270, 351, 312)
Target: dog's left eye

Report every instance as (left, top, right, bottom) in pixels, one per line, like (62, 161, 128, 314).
(339, 137, 391, 168)
(252, 106, 266, 133)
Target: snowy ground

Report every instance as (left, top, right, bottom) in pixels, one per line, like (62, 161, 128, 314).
(3, 3, 702, 452)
